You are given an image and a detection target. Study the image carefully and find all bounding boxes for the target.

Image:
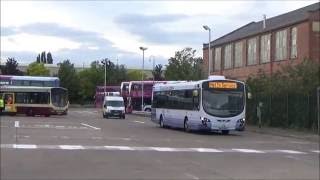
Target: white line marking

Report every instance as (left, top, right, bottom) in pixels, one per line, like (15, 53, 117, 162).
(0, 144, 312, 155)
(133, 120, 145, 124)
(185, 173, 200, 180)
(80, 123, 101, 130)
(14, 121, 19, 128)
(104, 146, 134, 151)
(13, 144, 37, 149)
(59, 145, 84, 150)
(193, 148, 223, 153)
(276, 150, 306, 154)
(151, 147, 179, 152)
(232, 149, 265, 153)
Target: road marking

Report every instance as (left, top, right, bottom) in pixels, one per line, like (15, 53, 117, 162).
(133, 120, 145, 124)
(194, 148, 223, 153)
(59, 145, 84, 150)
(13, 144, 37, 149)
(104, 146, 134, 151)
(80, 123, 101, 130)
(151, 147, 180, 152)
(185, 173, 200, 180)
(0, 144, 315, 155)
(232, 149, 265, 153)
(311, 150, 320, 153)
(275, 150, 306, 154)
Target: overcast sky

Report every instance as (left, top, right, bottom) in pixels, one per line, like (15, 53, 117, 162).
(1, 0, 318, 69)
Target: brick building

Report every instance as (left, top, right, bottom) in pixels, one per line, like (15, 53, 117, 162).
(203, 2, 320, 80)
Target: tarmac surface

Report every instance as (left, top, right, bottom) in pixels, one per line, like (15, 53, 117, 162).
(1, 108, 319, 180)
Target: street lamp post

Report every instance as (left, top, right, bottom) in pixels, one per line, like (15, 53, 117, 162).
(104, 59, 107, 96)
(139, 46, 147, 111)
(203, 25, 211, 77)
(149, 55, 155, 82)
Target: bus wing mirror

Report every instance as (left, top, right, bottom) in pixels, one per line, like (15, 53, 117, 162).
(247, 92, 252, 99)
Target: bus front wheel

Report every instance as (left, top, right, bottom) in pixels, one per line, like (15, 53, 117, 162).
(184, 118, 191, 132)
(222, 130, 229, 135)
(159, 116, 165, 128)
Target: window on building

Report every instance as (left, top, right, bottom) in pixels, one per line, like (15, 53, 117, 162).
(312, 21, 320, 32)
(224, 44, 232, 69)
(234, 41, 243, 68)
(290, 27, 297, 59)
(260, 34, 271, 63)
(275, 29, 287, 61)
(247, 37, 257, 65)
(214, 47, 221, 71)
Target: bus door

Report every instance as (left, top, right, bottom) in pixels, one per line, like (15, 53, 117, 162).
(3, 93, 16, 113)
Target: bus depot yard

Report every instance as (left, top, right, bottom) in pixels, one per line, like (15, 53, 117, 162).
(1, 108, 319, 180)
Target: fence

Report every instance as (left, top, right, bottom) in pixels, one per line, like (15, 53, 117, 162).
(246, 91, 318, 132)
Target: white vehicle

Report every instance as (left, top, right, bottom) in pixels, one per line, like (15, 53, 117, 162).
(143, 105, 152, 112)
(151, 76, 248, 134)
(102, 96, 125, 119)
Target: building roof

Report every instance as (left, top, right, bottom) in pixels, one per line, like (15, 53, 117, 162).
(203, 2, 320, 48)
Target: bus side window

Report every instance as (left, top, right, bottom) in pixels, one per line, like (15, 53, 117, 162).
(192, 90, 200, 110)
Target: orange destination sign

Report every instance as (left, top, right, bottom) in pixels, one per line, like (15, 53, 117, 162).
(209, 82, 237, 89)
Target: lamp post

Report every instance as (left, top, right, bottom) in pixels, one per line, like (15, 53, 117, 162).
(104, 59, 107, 96)
(139, 46, 147, 111)
(203, 25, 211, 77)
(149, 55, 155, 82)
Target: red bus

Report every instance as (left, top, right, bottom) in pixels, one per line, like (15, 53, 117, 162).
(94, 86, 120, 108)
(0, 86, 68, 116)
(120, 82, 129, 110)
(126, 81, 168, 113)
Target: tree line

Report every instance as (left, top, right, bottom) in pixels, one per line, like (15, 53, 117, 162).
(1, 47, 204, 104)
(246, 59, 319, 131)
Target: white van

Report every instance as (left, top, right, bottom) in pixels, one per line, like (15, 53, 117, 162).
(102, 96, 125, 119)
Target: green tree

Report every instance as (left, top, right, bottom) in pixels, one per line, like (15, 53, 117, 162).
(47, 52, 53, 64)
(78, 61, 104, 103)
(36, 54, 41, 63)
(26, 62, 50, 76)
(127, 69, 147, 81)
(152, 64, 164, 81)
(165, 47, 204, 80)
(40, 51, 46, 63)
(1, 57, 24, 75)
(58, 60, 80, 103)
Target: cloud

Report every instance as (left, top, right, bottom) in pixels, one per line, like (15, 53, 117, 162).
(114, 13, 206, 45)
(2, 23, 114, 49)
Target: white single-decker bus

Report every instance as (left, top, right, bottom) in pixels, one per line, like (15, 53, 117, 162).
(151, 76, 247, 134)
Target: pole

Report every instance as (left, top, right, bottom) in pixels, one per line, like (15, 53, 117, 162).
(104, 59, 107, 96)
(317, 87, 320, 135)
(141, 50, 145, 111)
(208, 29, 211, 77)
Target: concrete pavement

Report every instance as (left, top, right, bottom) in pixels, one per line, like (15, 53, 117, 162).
(1, 108, 319, 180)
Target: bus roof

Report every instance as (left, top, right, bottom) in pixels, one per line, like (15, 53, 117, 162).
(153, 78, 244, 91)
(0, 86, 66, 92)
(0, 75, 59, 81)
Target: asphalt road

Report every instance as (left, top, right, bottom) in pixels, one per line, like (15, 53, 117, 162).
(1, 108, 319, 180)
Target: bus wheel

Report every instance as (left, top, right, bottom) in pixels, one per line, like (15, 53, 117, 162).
(222, 130, 229, 135)
(159, 116, 165, 128)
(184, 118, 191, 132)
